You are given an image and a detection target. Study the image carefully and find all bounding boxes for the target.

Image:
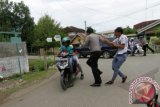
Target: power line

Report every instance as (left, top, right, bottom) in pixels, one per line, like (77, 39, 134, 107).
(55, 1, 86, 22)
(65, 0, 139, 21)
(90, 1, 160, 26)
(54, 0, 160, 29)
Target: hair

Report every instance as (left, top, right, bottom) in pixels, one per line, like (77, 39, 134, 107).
(114, 27, 123, 34)
(87, 27, 94, 34)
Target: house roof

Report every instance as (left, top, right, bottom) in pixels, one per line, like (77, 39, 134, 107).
(134, 20, 158, 30)
(136, 19, 160, 34)
(126, 34, 137, 37)
(70, 33, 86, 44)
(64, 26, 85, 33)
(99, 30, 114, 34)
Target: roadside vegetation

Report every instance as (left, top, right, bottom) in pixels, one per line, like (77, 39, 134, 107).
(0, 59, 56, 105)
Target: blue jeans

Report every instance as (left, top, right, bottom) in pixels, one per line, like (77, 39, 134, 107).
(112, 54, 127, 81)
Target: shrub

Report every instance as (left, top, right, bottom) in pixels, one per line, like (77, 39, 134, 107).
(150, 37, 160, 45)
(29, 59, 55, 72)
(29, 59, 44, 72)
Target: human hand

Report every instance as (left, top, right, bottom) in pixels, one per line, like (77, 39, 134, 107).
(99, 36, 105, 42)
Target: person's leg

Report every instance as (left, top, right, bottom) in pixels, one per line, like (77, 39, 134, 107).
(73, 55, 84, 79)
(106, 54, 127, 84)
(87, 53, 97, 84)
(92, 52, 103, 75)
(143, 45, 147, 56)
(93, 52, 102, 84)
(87, 55, 92, 67)
(132, 46, 137, 56)
(130, 47, 134, 55)
(89, 52, 102, 85)
(116, 54, 127, 81)
(105, 56, 117, 84)
(146, 44, 155, 53)
(73, 56, 83, 73)
(112, 56, 126, 80)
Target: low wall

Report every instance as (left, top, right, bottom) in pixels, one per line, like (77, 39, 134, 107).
(0, 42, 29, 78)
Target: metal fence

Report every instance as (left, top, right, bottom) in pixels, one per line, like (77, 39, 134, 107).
(152, 45, 160, 53)
(0, 42, 29, 78)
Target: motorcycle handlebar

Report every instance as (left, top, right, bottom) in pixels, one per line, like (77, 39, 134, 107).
(57, 54, 73, 58)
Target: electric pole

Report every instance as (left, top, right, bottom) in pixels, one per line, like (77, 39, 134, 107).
(145, 0, 148, 21)
(84, 21, 87, 35)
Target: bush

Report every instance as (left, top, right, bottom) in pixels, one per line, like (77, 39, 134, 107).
(47, 59, 54, 67)
(150, 37, 160, 45)
(47, 52, 54, 55)
(29, 59, 55, 72)
(29, 59, 44, 72)
(0, 75, 3, 82)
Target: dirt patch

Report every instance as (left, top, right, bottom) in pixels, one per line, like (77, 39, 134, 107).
(0, 69, 56, 105)
(0, 79, 25, 90)
(0, 79, 26, 104)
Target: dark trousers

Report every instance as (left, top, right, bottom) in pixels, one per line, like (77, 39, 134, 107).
(87, 51, 102, 84)
(143, 44, 154, 55)
(132, 46, 137, 55)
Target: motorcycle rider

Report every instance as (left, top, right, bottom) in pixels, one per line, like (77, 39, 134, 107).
(131, 37, 142, 56)
(59, 37, 84, 80)
(129, 38, 136, 55)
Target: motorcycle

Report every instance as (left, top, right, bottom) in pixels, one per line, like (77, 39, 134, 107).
(135, 44, 144, 55)
(56, 53, 80, 90)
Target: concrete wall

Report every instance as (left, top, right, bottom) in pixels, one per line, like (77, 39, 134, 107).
(0, 42, 29, 78)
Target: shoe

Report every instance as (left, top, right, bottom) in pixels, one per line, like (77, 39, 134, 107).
(122, 76, 127, 83)
(105, 80, 114, 85)
(90, 83, 101, 87)
(143, 54, 146, 56)
(80, 74, 84, 80)
(131, 54, 135, 56)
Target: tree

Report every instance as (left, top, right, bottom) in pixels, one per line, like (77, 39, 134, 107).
(33, 15, 66, 49)
(123, 26, 136, 34)
(0, 0, 34, 43)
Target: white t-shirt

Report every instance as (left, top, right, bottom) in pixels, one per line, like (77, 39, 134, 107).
(113, 34, 128, 55)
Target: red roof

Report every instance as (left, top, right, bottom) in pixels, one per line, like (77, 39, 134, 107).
(134, 19, 159, 30)
(64, 26, 85, 33)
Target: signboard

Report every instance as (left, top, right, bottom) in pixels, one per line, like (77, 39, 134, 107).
(46, 37, 52, 43)
(54, 35, 61, 41)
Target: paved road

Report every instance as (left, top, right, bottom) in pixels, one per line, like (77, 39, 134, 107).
(1, 54, 160, 107)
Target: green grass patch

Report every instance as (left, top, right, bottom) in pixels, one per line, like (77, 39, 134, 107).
(29, 59, 55, 72)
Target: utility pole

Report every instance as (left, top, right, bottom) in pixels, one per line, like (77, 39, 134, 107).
(145, 0, 148, 21)
(84, 21, 87, 35)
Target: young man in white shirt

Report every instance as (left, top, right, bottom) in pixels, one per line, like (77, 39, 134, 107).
(100, 27, 128, 85)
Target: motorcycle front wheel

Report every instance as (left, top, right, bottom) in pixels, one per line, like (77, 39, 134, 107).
(60, 70, 68, 91)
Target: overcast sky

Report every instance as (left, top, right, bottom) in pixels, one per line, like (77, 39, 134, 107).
(11, 0, 160, 32)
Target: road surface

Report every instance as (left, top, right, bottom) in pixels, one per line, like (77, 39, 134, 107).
(1, 54, 160, 107)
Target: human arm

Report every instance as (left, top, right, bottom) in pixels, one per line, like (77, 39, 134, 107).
(100, 36, 125, 49)
(81, 36, 90, 47)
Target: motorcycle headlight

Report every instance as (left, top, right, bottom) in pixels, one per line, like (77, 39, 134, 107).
(60, 61, 66, 65)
